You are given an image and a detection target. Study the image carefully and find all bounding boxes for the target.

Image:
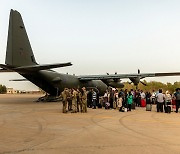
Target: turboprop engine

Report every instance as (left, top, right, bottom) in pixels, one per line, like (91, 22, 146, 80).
(103, 78, 124, 88)
(107, 81, 124, 88)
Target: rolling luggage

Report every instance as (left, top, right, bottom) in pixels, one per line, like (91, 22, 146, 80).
(124, 108, 127, 112)
(113, 101, 117, 109)
(146, 104, 152, 111)
(165, 106, 171, 113)
(97, 103, 102, 108)
(131, 103, 135, 110)
(105, 102, 110, 109)
(119, 106, 124, 112)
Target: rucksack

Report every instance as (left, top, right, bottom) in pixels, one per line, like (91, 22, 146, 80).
(176, 92, 180, 100)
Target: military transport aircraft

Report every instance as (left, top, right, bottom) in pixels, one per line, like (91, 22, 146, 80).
(1, 9, 180, 97)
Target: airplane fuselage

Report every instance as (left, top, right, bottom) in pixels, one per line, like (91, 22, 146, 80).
(21, 70, 108, 96)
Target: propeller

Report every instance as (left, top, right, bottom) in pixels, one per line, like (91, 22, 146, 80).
(140, 81, 147, 86)
(138, 69, 140, 74)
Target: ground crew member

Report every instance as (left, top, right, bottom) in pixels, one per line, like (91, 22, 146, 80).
(82, 87, 87, 113)
(72, 88, 78, 113)
(61, 88, 68, 113)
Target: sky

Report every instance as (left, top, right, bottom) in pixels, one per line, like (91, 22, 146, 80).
(1, 0, 180, 90)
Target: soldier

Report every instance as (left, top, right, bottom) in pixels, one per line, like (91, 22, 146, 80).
(67, 89, 72, 111)
(82, 87, 87, 113)
(61, 88, 68, 113)
(72, 88, 78, 113)
(77, 88, 82, 112)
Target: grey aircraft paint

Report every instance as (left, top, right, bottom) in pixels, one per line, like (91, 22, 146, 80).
(1, 9, 180, 97)
(4, 10, 108, 96)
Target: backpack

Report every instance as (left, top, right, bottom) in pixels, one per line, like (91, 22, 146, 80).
(176, 92, 180, 100)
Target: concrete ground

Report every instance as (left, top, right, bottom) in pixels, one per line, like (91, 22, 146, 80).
(0, 94, 180, 154)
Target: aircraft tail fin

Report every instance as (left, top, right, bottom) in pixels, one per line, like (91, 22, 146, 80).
(5, 9, 37, 67)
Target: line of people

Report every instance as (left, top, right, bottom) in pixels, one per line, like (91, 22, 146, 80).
(100, 88, 180, 113)
(102, 89, 134, 112)
(61, 87, 180, 114)
(156, 88, 180, 113)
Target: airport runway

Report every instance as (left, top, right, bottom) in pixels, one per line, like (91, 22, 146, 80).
(0, 94, 180, 154)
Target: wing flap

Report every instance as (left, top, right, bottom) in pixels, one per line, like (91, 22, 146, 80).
(78, 73, 155, 81)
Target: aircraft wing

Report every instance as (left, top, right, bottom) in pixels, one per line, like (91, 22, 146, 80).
(78, 72, 180, 81)
(0, 62, 72, 73)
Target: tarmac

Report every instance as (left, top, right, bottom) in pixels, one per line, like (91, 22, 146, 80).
(0, 94, 180, 154)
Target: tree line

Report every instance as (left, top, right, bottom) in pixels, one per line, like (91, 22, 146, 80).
(1, 80, 180, 94)
(122, 80, 180, 94)
(0, 85, 7, 94)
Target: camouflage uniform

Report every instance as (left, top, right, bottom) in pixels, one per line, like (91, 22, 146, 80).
(61, 89, 68, 113)
(77, 89, 82, 112)
(72, 89, 78, 113)
(67, 89, 72, 111)
(82, 89, 87, 113)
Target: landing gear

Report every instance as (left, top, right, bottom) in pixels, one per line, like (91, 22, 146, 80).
(36, 94, 62, 102)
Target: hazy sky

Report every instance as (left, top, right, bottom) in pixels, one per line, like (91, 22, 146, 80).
(1, 0, 180, 90)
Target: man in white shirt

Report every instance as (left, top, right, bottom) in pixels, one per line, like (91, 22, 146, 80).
(156, 89, 165, 112)
(140, 90, 146, 99)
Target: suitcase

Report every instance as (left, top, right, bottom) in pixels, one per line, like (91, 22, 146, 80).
(131, 103, 135, 110)
(113, 101, 117, 109)
(97, 103, 102, 108)
(165, 106, 171, 113)
(124, 108, 127, 112)
(119, 106, 124, 112)
(146, 104, 152, 111)
(105, 102, 110, 109)
(141, 99, 146, 107)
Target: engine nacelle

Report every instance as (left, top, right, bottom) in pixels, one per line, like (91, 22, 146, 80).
(106, 81, 124, 88)
(129, 77, 140, 86)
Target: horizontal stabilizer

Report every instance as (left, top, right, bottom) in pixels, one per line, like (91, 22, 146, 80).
(0, 62, 72, 73)
(14, 62, 72, 72)
(0, 64, 15, 72)
(0, 68, 14, 72)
